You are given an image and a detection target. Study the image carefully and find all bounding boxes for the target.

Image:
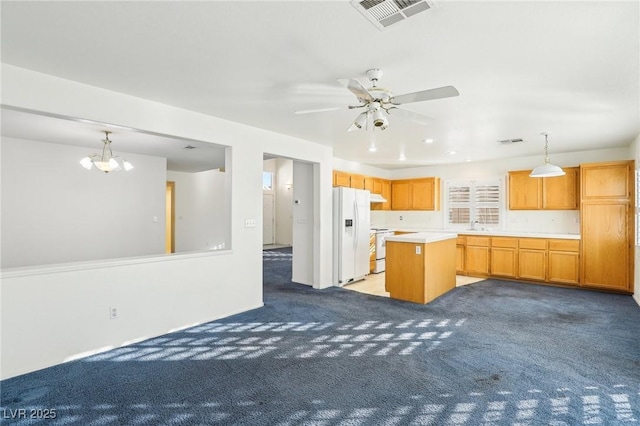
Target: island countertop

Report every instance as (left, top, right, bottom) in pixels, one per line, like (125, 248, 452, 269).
(385, 232, 458, 244)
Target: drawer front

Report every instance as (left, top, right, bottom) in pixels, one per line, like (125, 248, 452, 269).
(519, 238, 547, 250)
(466, 236, 490, 247)
(491, 237, 518, 248)
(549, 239, 580, 252)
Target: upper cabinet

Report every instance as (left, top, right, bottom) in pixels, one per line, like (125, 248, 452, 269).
(333, 171, 351, 188)
(508, 167, 579, 210)
(391, 178, 440, 211)
(580, 161, 633, 200)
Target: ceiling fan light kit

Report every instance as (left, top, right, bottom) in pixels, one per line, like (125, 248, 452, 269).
(298, 68, 459, 138)
(530, 132, 565, 178)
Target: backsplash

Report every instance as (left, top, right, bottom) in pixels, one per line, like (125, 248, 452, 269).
(371, 210, 580, 235)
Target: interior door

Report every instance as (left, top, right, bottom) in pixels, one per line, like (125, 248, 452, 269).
(263, 194, 275, 245)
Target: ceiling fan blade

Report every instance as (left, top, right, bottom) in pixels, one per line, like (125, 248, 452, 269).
(390, 85, 459, 105)
(386, 107, 434, 125)
(294, 107, 344, 115)
(337, 78, 375, 103)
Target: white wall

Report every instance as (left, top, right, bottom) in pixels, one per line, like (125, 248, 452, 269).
(1, 137, 166, 268)
(1, 64, 335, 379)
(631, 134, 640, 306)
(275, 158, 293, 246)
(292, 161, 314, 286)
(167, 169, 228, 252)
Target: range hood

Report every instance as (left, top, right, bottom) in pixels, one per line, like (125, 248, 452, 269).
(370, 193, 387, 203)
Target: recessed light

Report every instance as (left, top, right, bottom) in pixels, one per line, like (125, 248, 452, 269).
(398, 154, 406, 161)
(368, 146, 377, 152)
(446, 150, 457, 155)
(423, 138, 434, 144)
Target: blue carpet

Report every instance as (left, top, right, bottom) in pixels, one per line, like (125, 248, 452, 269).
(1, 246, 639, 424)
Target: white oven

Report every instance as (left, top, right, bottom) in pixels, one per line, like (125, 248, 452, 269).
(373, 229, 394, 273)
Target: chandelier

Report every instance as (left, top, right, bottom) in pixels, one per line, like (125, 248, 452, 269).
(80, 131, 134, 173)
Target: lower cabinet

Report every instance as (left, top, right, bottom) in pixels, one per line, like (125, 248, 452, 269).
(548, 239, 580, 285)
(465, 236, 490, 276)
(490, 237, 518, 278)
(518, 238, 547, 281)
(460, 235, 582, 288)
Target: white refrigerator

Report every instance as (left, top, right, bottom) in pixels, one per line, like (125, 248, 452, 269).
(333, 187, 371, 286)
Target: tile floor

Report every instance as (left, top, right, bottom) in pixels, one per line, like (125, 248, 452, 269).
(343, 272, 484, 298)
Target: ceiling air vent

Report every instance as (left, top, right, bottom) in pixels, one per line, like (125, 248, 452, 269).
(351, 0, 434, 31)
(497, 138, 524, 145)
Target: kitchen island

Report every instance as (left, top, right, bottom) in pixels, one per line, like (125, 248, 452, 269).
(385, 232, 458, 304)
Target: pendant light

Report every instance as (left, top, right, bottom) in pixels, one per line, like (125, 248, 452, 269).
(80, 131, 134, 173)
(530, 132, 565, 178)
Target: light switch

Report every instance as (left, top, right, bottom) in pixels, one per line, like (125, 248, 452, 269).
(245, 218, 257, 228)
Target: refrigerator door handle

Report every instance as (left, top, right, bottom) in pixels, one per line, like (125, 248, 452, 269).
(353, 197, 358, 251)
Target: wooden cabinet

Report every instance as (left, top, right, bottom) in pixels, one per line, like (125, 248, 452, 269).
(391, 178, 440, 211)
(456, 236, 466, 274)
(508, 167, 579, 210)
(543, 167, 579, 209)
(333, 170, 350, 187)
(581, 161, 632, 200)
(391, 181, 412, 210)
(518, 238, 547, 281)
(385, 237, 457, 304)
(350, 174, 365, 189)
(465, 236, 490, 276)
(490, 237, 518, 278)
(580, 161, 634, 293)
(509, 171, 542, 209)
(364, 176, 375, 193)
(380, 180, 391, 210)
(548, 239, 579, 285)
(581, 201, 631, 291)
(372, 178, 382, 195)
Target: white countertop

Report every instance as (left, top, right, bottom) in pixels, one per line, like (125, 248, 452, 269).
(386, 232, 458, 244)
(384, 228, 580, 240)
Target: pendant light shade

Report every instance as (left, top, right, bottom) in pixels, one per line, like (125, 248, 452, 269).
(530, 132, 565, 178)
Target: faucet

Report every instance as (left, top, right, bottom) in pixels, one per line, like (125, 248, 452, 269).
(470, 219, 479, 230)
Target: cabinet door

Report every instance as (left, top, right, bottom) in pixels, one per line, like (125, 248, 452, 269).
(581, 161, 632, 200)
(509, 171, 542, 210)
(333, 171, 350, 187)
(391, 181, 411, 210)
(372, 180, 392, 211)
(581, 202, 631, 291)
(350, 174, 365, 189)
(372, 178, 382, 194)
(543, 167, 578, 209)
(364, 176, 374, 192)
(518, 249, 546, 281)
(490, 247, 517, 278)
(411, 178, 437, 210)
(466, 246, 490, 276)
(548, 251, 579, 285)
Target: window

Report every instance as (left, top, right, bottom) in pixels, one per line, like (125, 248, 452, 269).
(445, 179, 503, 230)
(263, 171, 273, 191)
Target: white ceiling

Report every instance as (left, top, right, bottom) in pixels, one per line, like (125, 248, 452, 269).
(1, 1, 638, 170)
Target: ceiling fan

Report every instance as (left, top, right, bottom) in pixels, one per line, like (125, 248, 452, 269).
(295, 69, 459, 131)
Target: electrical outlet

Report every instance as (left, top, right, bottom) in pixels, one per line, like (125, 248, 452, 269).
(416, 246, 421, 255)
(400, 215, 404, 221)
(110, 307, 119, 320)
